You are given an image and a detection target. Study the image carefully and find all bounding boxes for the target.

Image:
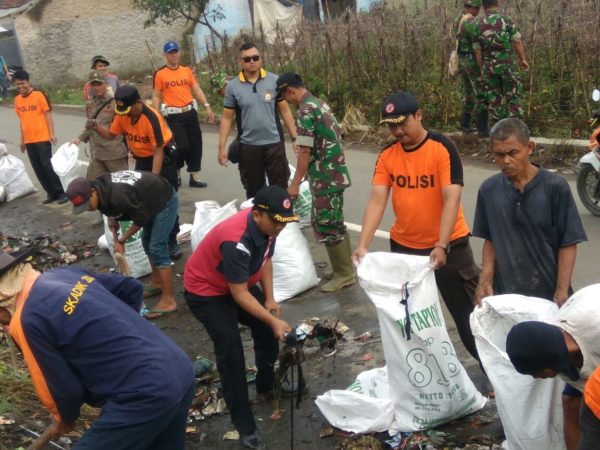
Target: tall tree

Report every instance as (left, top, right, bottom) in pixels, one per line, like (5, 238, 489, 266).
(131, 0, 225, 40)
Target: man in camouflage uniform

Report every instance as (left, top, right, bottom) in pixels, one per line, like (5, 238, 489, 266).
(453, 0, 482, 134)
(71, 70, 128, 223)
(474, 0, 529, 135)
(276, 72, 354, 292)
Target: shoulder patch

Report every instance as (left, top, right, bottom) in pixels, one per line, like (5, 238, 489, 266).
(236, 242, 250, 256)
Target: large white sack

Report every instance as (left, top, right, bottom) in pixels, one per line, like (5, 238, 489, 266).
(190, 200, 238, 251)
(271, 222, 319, 302)
(316, 367, 397, 433)
(315, 390, 395, 434)
(357, 252, 486, 431)
(470, 295, 565, 450)
(51, 142, 86, 191)
(0, 144, 37, 201)
(103, 217, 152, 279)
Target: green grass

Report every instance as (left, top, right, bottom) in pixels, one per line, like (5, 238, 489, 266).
(43, 85, 85, 106)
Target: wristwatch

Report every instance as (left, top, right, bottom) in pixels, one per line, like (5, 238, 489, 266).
(435, 242, 451, 255)
(203, 102, 210, 108)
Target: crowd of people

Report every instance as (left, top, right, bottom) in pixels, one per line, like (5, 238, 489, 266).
(0, 0, 598, 448)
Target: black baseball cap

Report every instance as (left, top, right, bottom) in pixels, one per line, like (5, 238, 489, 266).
(66, 177, 92, 215)
(253, 186, 299, 223)
(379, 91, 420, 125)
(91, 55, 110, 69)
(506, 321, 580, 382)
(276, 72, 304, 92)
(114, 85, 141, 115)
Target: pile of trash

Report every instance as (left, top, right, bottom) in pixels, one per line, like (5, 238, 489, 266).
(0, 232, 96, 270)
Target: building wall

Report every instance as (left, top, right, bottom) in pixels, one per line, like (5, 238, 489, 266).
(13, 0, 188, 85)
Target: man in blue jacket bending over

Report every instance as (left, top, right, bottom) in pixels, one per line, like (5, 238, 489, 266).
(0, 248, 195, 449)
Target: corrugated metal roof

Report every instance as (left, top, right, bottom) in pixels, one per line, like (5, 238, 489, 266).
(0, 0, 32, 9)
(0, 0, 38, 19)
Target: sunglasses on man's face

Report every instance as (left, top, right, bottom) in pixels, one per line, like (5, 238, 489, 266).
(242, 55, 260, 63)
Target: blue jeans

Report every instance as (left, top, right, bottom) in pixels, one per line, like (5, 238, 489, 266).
(73, 382, 194, 450)
(142, 191, 178, 268)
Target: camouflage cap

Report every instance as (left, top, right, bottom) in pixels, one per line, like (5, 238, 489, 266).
(464, 0, 482, 7)
(88, 70, 107, 83)
(210, 71, 229, 92)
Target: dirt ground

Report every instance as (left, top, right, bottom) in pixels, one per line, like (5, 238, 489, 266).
(0, 185, 505, 450)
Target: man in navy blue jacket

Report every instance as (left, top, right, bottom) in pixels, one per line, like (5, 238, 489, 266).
(0, 249, 195, 449)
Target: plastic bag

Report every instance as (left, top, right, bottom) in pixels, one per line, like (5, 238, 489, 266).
(103, 217, 152, 279)
(51, 142, 86, 191)
(0, 144, 37, 201)
(448, 50, 460, 76)
(356, 252, 486, 431)
(470, 295, 565, 450)
(190, 200, 238, 251)
(288, 164, 312, 228)
(271, 221, 319, 302)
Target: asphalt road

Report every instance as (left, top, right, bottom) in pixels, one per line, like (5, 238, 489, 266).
(1, 104, 598, 290)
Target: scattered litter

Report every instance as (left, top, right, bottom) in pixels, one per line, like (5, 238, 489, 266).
(359, 353, 373, 362)
(0, 234, 95, 271)
(246, 365, 257, 383)
(319, 426, 334, 438)
(193, 357, 215, 379)
(354, 331, 376, 342)
(176, 223, 193, 244)
(223, 430, 240, 441)
(186, 426, 196, 434)
(335, 322, 350, 333)
(0, 415, 15, 425)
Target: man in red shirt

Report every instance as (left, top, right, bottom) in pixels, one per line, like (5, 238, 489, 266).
(13, 69, 67, 204)
(184, 185, 295, 449)
(352, 91, 481, 361)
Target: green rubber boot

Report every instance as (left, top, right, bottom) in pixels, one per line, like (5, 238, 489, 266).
(320, 234, 355, 292)
(322, 233, 352, 280)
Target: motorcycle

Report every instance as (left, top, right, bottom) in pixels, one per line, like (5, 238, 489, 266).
(576, 89, 600, 216)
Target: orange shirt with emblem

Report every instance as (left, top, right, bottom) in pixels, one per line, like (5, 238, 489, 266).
(109, 105, 172, 158)
(372, 131, 470, 249)
(153, 65, 197, 107)
(14, 90, 52, 144)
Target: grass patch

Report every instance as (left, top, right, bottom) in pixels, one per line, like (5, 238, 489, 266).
(43, 85, 85, 106)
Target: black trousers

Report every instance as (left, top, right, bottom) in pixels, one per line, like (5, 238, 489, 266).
(578, 401, 600, 450)
(26, 141, 64, 198)
(238, 141, 289, 199)
(390, 236, 481, 361)
(185, 285, 279, 435)
(165, 109, 203, 172)
(134, 148, 180, 244)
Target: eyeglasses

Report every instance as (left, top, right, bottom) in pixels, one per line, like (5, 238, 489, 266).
(242, 55, 260, 63)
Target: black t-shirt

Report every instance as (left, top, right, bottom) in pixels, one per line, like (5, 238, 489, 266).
(93, 170, 173, 226)
(472, 169, 587, 300)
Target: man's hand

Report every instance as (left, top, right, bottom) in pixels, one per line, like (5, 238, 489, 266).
(70, 138, 81, 146)
(20, 143, 26, 153)
(206, 107, 215, 124)
(49, 416, 75, 439)
(518, 59, 529, 71)
(475, 281, 493, 306)
(218, 148, 229, 166)
(271, 318, 292, 341)
(50, 135, 57, 145)
(351, 246, 367, 266)
(292, 142, 300, 155)
(114, 241, 125, 255)
(429, 247, 447, 269)
(264, 298, 281, 317)
(108, 218, 119, 233)
(85, 119, 98, 130)
(554, 289, 569, 307)
(287, 182, 300, 199)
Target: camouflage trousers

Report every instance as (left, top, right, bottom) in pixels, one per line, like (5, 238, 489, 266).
(477, 63, 523, 120)
(312, 190, 346, 245)
(458, 54, 480, 115)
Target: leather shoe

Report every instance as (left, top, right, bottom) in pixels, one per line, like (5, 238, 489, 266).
(241, 431, 266, 449)
(189, 176, 207, 188)
(57, 194, 69, 204)
(42, 196, 57, 204)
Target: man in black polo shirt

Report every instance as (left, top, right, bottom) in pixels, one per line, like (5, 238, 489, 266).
(184, 185, 295, 449)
